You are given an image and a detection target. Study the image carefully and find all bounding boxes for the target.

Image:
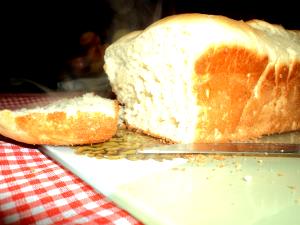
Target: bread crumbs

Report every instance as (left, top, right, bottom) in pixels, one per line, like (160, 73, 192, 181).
(243, 175, 252, 182)
(172, 167, 185, 171)
(218, 163, 225, 168)
(235, 162, 242, 170)
(213, 155, 226, 161)
(288, 186, 296, 191)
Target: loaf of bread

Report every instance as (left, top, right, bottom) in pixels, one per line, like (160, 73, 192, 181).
(0, 93, 119, 145)
(104, 13, 300, 143)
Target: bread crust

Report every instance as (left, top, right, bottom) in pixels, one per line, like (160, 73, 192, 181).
(193, 46, 300, 142)
(105, 13, 300, 143)
(0, 101, 119, 145)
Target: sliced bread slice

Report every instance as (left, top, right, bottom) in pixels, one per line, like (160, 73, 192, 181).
(0, 93, 119, 145)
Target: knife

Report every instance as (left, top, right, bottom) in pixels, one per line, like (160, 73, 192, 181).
(138, 142, 300, 156)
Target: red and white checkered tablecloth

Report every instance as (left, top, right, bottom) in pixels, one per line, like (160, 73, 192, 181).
(0, 93, 143, 225)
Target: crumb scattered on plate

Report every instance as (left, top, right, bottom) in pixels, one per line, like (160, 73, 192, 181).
(288, 186, 296, 191)
(243, 175, 252, 182)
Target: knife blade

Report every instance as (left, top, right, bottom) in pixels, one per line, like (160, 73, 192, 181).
(138, 142, 300, 156)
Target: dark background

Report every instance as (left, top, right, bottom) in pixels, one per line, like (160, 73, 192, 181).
(2, 0, 299, 93)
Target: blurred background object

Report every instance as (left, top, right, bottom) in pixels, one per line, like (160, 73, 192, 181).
(56, 31, 112, 96)
(2, 0, 299, 94)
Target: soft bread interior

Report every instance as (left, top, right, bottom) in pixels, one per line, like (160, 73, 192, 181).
(14, 93, 116, 117)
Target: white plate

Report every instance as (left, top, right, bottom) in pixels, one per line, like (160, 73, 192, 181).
(41, 140, 300, 225)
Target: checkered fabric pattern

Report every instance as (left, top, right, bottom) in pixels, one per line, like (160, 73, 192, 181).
(0, 93, 143, 225)
(0, 142, 142, 225)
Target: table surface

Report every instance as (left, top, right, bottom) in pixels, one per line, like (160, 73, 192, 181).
(0, 92, 142, 225)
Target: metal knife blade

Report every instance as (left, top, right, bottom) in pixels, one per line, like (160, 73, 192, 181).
(138, 143, 300, 156)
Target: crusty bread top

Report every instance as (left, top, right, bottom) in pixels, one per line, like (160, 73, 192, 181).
(111, 13, 300, 64)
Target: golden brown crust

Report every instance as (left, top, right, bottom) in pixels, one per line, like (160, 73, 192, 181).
(193, 46, 300, 142)
(0, 101, 119, 145)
